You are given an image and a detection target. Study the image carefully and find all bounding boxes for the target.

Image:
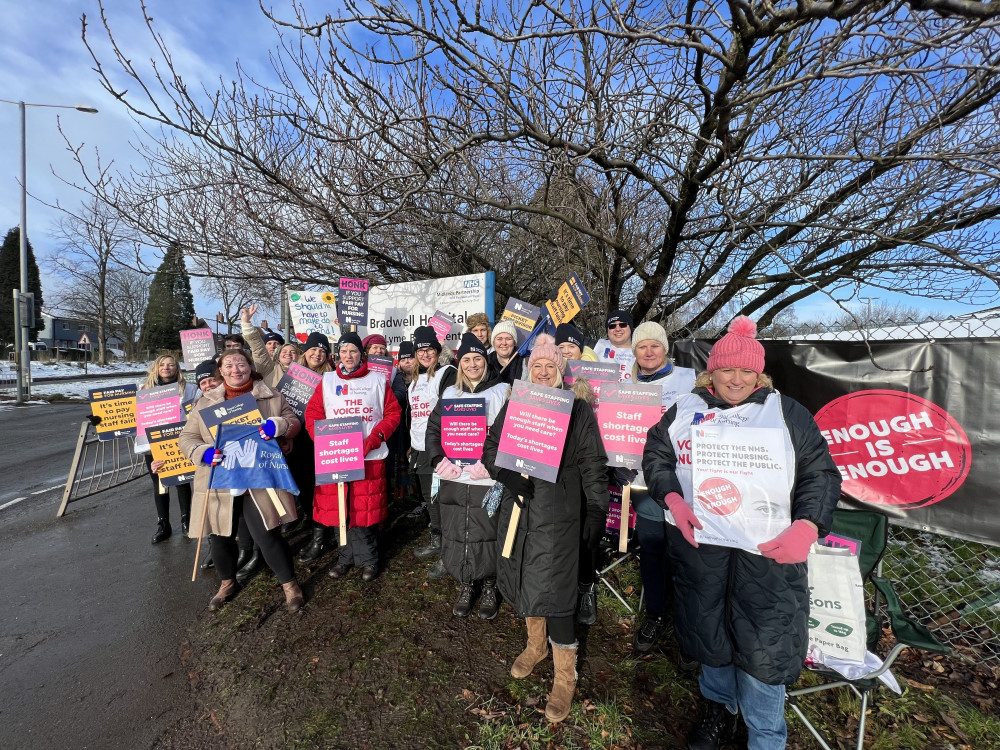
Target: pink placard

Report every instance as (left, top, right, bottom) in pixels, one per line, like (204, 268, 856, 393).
(428, 310, 456, 342)
(596, 383, 663, 469)
(495, 380, 574, 482)
(179, 328, 216, 369)
(441, 398, 488, 465)
(367, 355, 394, 384)
(136, 385, 182, 444)
(314, 417, 366, 484)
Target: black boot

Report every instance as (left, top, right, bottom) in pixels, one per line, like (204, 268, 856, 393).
(633, 613, 667, 652)
(687, 699, 738, 750)
(236, 548, 264, 585)
(576, 582, 597, 625)
(151, 519, 171, 544)
(236, 546, 254, 570)
(478, 578, 500, 620)
(180, 514, 190, 536)
(299, 525, 328, 563)
(414, 532, 442, 560)
(453, 582, 475, 618)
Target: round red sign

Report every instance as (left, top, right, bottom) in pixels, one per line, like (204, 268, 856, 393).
(814, 389, 971, 509)
(696, 477, 742, 516)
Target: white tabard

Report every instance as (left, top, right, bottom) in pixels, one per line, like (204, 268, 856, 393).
(408, 365, 454, 451)
(595, 338, 636, 382)
(321, 369, 388, 460)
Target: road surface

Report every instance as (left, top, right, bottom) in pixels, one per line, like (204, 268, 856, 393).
(0, 403, 213, 749)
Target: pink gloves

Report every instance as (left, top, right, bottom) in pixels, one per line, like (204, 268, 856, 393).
(435, 457, 462, 480)
(468, 461, 491, 481)
(665, 492, 702, 547)
(758, 520, 818, 564)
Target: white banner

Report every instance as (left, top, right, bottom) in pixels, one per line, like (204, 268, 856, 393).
(288, 272, 494, 350)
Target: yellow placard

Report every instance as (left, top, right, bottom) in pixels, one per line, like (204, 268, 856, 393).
(147, 424, 197, 482)
(545, 283, 582, 326)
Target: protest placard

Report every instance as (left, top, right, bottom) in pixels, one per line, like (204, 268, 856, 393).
(440, 398, 487, 466)
(179, 328, 216, 369)
(544, 272, 590, 326)
(495, 380, 574, 483)
(314, 417, 366, 484)
(147, 422, 196, 486)
(89, 384, 137, 441)
(428, 309, 457, 342)
(366, 355, 395, 384)
(209, 423, 299, 494)
(500, 298, 541, 346)
(690, 424, 792, 551)
(596, 383, 664, 469)
(200, 393, 265, 438)
(135, 385, 182, 450)
(275, 363, 322, 421)
(337, 277, 369, 329)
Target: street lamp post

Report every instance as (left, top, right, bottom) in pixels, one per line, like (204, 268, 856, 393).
(1, 99, 98, 404)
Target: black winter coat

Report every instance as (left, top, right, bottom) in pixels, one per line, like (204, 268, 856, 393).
(642, 386, 841, 685)
(425, 377, 507, 583)
(483, 392, 610, 618)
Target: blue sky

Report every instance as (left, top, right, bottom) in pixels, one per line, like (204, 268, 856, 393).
(0, 0, 994, 326)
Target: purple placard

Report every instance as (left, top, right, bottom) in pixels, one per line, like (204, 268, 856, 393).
(179, 328, 216, 370)
(441, 398, 487, 466)
(367, 355, 394, 384)
(314, 417, 366, 484)
(337, 277, 370, 328)
(500, 297, 541, 346)
(428, 309, 456, 342)
(495, 380, 574, 482)
(276, 363, 323, 420)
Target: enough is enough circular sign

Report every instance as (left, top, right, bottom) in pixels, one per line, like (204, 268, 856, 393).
(814, 389, 971, 510)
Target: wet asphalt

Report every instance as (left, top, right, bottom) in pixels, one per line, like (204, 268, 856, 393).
(0, 403, 214, 749)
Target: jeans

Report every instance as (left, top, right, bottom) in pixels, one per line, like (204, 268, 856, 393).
(700, 664, 787, 750)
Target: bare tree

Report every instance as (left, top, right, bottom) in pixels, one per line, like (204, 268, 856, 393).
(46, 196, 140, 364)
(67, 0, 1000, 333)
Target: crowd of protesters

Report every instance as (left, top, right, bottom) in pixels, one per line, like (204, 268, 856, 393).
(128, 300, 840, 749)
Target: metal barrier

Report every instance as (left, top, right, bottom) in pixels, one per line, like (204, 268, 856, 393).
(56, 421, 148, 516)
(883, 527, 1000, 670)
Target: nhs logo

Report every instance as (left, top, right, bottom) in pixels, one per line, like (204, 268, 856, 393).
(463, 279, 480, 288)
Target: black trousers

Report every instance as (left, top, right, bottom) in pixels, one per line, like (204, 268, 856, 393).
(211, 494, 295, 584)
(144, 452, 192, 521)
(635, 513, 672, 617)
(338, 525, 379, 568)
(547, 614, 576, 647)
(411, 450, 441, 534)
(288, 431, 316, 521)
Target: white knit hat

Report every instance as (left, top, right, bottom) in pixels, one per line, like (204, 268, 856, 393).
(631, 321, 669, 354)
(491, 320, 518, 345)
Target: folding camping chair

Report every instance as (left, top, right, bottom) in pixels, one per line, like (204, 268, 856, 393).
(786, 508, 949, 750)
(597, 482, 643, 614)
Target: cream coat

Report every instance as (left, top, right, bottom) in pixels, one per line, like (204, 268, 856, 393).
(179, 380, 301, 538)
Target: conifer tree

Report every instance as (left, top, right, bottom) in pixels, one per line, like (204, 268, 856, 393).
(0, 227, 44, 347)
(142, 242, 195, 352)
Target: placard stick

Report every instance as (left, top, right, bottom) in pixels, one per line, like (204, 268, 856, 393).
(191, 487, 212, 582)
(337, 482, 348, 546)
(619, 483, 631, 554)
(265, 488, 284, 515)
(501, 501, 522, 559)
(192, 434, 222, 582)
(501, 473, 530, 559)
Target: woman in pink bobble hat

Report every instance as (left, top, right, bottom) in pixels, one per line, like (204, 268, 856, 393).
(642, 316, 841, 750)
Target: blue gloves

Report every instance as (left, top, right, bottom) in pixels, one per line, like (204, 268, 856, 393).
(259, 419, 277, 440)
(203, 448, 223, 466)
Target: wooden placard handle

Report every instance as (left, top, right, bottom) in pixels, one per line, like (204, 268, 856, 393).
(337, 482, 348, 546)
(619, 483, 631, 554)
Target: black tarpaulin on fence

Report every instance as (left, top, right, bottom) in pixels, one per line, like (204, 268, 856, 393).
(672, 338, 1000, 547)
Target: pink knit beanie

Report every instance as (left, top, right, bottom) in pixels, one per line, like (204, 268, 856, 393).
(706, 316, 765, 374)
(528, 342, 565, 372)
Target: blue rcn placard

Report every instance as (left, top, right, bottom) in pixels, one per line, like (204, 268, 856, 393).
(208, 423, 299, 494)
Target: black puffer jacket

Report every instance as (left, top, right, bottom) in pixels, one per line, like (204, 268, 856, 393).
(483, 390, 609, 618)
(426, 376, 509, 583)
(642, 386, 841, 685)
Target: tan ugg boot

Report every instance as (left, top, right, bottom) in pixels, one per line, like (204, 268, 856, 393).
(208, 579, 239, 611)
(510, 617, 549, 678)
(282, 580, 305, 613)
(544, 641, 578, 723)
